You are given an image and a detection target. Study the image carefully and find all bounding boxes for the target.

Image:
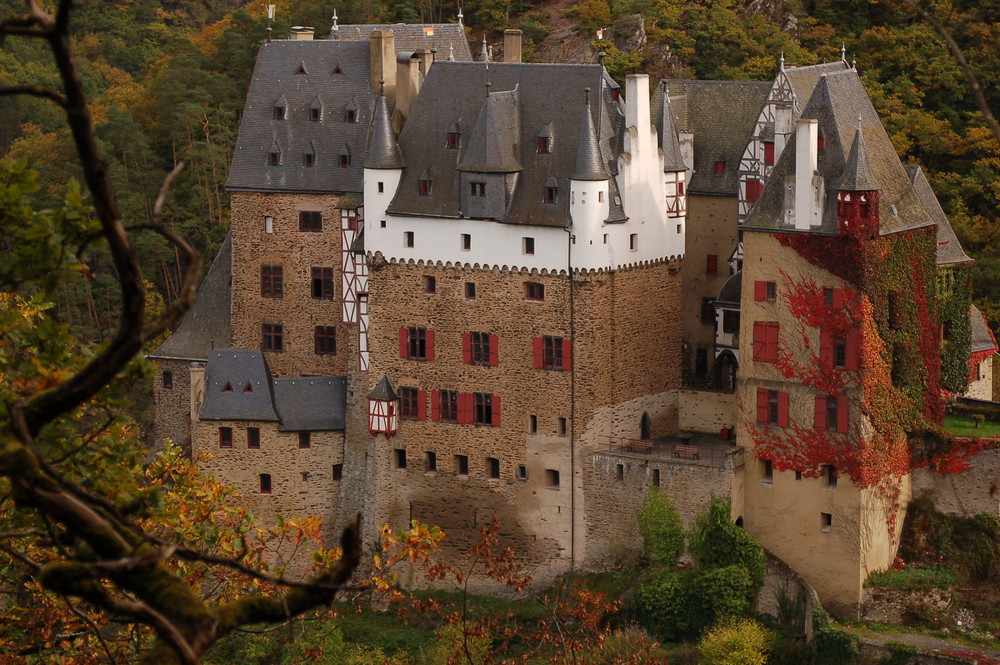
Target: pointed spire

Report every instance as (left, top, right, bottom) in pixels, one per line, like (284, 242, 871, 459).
(573, 88, 608, 181)
(330, 9, 339, 39)
(840, 42, 847, 62)
(365, 86, 404, 169)
(448, 43, 455, 61)
(368, 375, 398, 401)
(479, 34, 489, 62)
(457, 5, 464, 26)
(779, 52, 785, 71)
(658, 82, 685, 173)
(851, 56, 857, 70)
(839, 117, 880, 191)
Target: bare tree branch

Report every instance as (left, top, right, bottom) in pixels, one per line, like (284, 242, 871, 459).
(0, 85, 67, 106)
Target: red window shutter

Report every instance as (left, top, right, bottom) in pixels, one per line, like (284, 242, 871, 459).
(491, 394, 501, 427)
(417, 390, 427, 421)
(462, 332, 472, 364)
(746, 179, 762, 203)
(458, 393, 473, 424)
(707, 254, 718, 274)
(562, 339, 572, 371)
(426, 329, 435, 361)
(489, 334, 499, 366)
(764, 142, 775, 165)
(766, 323, 779, 361)
(845, 327, 859, 371)
(753, 323, 765, 361)
(754, 281, 766, 302)
(833, 288, 845, 309)
(820, 331, 833, 369)
(814, 396, 827, 431)
(399, 327, 409, 358)
(431, 391, 440, 421)
(533, 336, 544, 369)
(756, 389, 768, 424)
(837, 396, 849, 433)
(778, 392, 789, 427)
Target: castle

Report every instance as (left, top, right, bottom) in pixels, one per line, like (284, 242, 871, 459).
(150, 20, 998, 616)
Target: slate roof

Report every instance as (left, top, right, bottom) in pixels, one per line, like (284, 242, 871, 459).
(838, 121, 881, 191)
(386, 61, 627, 227)
(744, 69, 934, 236)
(970, 305, 998, 355)
(782, 61, 851, 109)
(200, 350, 279, 422)
(366, 94, 404, 169)
(149, 233, 232, 362)
(654, 80, 771, 196)
(330, 23, 473, 61)
(651, 81, 685, 172)
(904, 164, 973, 266)
(715, 271, 743, 307)
(273, 376, 347, 431)
(227, 40, 375, 194)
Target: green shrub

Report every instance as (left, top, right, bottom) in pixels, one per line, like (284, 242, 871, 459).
(689, 498, 766, 596)
(865, 566, 956, 589)
(635, 569, 691, 642)
(811, 602, 830, 631)
(698, 617, 771, 665)
(636, 486, 685, 567)
(687, 565, 757, 634)
(882, 641, 918, 665)
(812, 625, 859, 665)
(518, 11, 550, 43)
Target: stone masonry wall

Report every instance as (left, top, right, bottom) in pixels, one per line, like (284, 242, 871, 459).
(912, 447, 1000, 516)
(679, 388, 738, 433)
(230, 191, 352, 378)
(151, 359, 195, 452)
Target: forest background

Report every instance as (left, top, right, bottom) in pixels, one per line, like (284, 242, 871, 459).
(1, 0, 998, 396)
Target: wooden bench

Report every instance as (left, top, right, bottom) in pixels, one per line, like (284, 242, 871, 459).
(673, 444, 700, 459)
(627, 439, 653, 454)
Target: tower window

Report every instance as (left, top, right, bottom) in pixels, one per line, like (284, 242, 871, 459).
(162, 371, 173, 389)
(523, 237, 535, 255)
(487, 457, 500, 479)
(425, 451, 437, 472)
(545, 468, 560, 488)
(538, 136, 551, 153)
(630, 234, 638, 251)
(455, 454, 469, 475)
(298, 211, 322, 231)
(259, 473, 272, 494)
(262, 323, 284, 352)
(314, 326, 337, 355)
(461, 233, 471, 251)
(404, 231, 415, 248)
(395, 448, 407, 469)
(311, 267, 334, 299)
(465, 282, 477, 299)
(298, 432, 311, 449)
(247, 427, 260, 449)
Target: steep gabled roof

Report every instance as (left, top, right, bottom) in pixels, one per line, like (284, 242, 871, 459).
(458, 87, 522, 173)
(200, 350, 278, 422)
(744, 69, 934, 235)
(227, 40, 374, 194)
(387, 61, 626, 227)
(651, 82, 685, 173)
(331, 23, 473, 61)
(970, 304, 998, 356)
(654, 80, 770, 195)
(149, 233, 232, 362)
(904, 164, 973, 266)
(274, 376, 347, 431)
(781, 61, 852, 110)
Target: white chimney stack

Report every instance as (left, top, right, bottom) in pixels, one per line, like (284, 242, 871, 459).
(794, 118, 822, 230)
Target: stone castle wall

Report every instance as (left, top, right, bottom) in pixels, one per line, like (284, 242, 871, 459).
(912, 447, 1000, 517)
(679, 388, 738, 433)
(152, 359, 196, 451)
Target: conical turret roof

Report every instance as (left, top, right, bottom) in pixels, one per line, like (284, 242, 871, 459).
(572, 91, 608, 181)
(838, 119, 880, 191)
(365, 93, 403, 169)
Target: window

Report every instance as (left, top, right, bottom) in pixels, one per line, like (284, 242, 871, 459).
(470, 182, 485, 197)
(465, 282, 476, 299)
(346, 109, 357, 123)
(313, 326, 336, 355)
(820, 330, 858, 370)
(461, 233, 471, 251)
(756, 389, 789, 427)
(714, 160, 725, 174)
(304, 152, 316, 167)
(652, 468, 660, 486)
(723, 310, 740, 334)
(523, 237, 535, 255)
(538, 136, 551, 153)
(529, 415, 537, 434)
(525, 282, 544, 301)
(262, 323, 283, 352)
(517, 465, 528, 481)
(763, 459, 773, 480)
(834, 337, 847, 368)
(247, 427, 260, 449)
(273, 105, 285, 120)
(817, 134, 825, 151)
(219, 427, 233, 449)
(825, 464, 838, 487)
(534, 336, 571, 371)
(404, 231, 414, 248)
(400, 387, 426, 420)
(425, 451, 437, 472)
(377, 182, 384, 193)
(259, 473, 272, 494)
(630, 233, 638, 251)
(310, 267, 334, 299)
(447, 132, 459, 148)
(338, 154, 350, 168)
(463, 332, 497, 366)
(824, 288, 846, 308)
(332, 464, 343, 480)
(299, 211, 322, 231)
(310, 107, 321, 122)
(814, 395, 848, 433)
(558, 417, 567, 436)
(395, 449, 407, 469)
(264, 215, 274, 233)
(753, 280, 777, 302)
(268, 151, 280, 166)
(399, 326, 433, 360)
(707, 254, 718, 274)
(545, 468, 560, 488)
(821, 512, 832, 531)
(701, 297, 715, 324)
(474, 393, 496, 426)
(260, 265, 283, 298)
(695, 348, 708, 375)
(488, 457, 500, 479)
(745, 178, 763, 203)
(418, 178, 431, 196)
(752, 322, 779, 362)
(162, 371, 173, 390)
(435, 389, 458, 422)
(455, 454, 469, 475)
(795, 470, 803, 480)
(425, 275, 436, 293)
(544, 186, 557, 203)
(298, 432, 311, 448)
(764, 141, 775, 165)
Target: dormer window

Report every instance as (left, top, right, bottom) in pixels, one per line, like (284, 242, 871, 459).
(714, 160, 726, 174)
(543, 177, 559, 204)
(610, 88, 619, 101)
(346, 109, 357, 123)
(332, 61, 344, 74)
(447, 132, 459, 148)
(470, 182, 485, 197)
(419, 176, 431, 196)
(309, 96, 323, 122)
(295, 62, 308, 75)
(538, 136, 551, 153)
(338, 143, 352, 168)
(304, 142, 317, 167)
(274, 105, 285, 120)
(268, 150, 280, 166)
(817, 133, 825, 150)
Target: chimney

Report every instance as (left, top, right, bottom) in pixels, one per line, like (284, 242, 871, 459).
(290, 26, 315, 40)
(395, 53, 422, 121)
(792, 118, 823, 230)
(503, 29, 523, 63)
(417, 47, 434, 76)
(679, 131, 695, 172)
(625, 74, 651, 157)
(370, 29, 397, 106)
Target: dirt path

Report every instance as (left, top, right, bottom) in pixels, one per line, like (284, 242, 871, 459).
(856, 629, 1000, 663)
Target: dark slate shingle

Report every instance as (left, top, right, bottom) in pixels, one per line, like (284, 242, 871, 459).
(331, 23, 473, 61)
(200, 350, 279, 422)
(274, 376, 347, 431)
(904, 165, 973, 266)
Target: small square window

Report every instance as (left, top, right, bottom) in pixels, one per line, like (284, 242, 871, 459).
(259, 473, 272, 494)
(425, 451, 437, 472)
(298, 432, 311, 449)
(338, 154, 350, 168)
(299, 211, 322, 232)
(425, 275, 436, 293)
(558, 417, 567, 436)
(517, 464, 528, 481)
(529, 415, 537, 434)
(461, 233, 471, 251)
(763, 459, 773, 480)
(247, 427, 260, 449)
(264, 216, 274, 233)
(487, 457, 500, 479)
(525, 282, 544, 301)
(616, 463, 624, 481)
(825, 464, 838, 487)
(377, 181, 384, 193)
(395, 448, 407, 469)
(162, 371, 173, 390)
(538, 136, 551, 153)
(268, 151, 280, 166)
(310, 107, 321, 122)
(822, 512, 833, 530)
(523, 237, 535, 255)
(652, 468, 660, 486)
(795, 470, 803, 480)
(470, 182, 485, 197)
(304, 153, 316, 167)
(219, 427, 233, 449)
(380, 219, 387, 228)
(346, 109, 357, 123)
(332, 464, 343, 480)
(465, 282, 476, 299)
(455, 454, 469, 476)
(545, 468, 560, 488)
(404, 231, 415, 248)
(630, 234, 638, 251)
